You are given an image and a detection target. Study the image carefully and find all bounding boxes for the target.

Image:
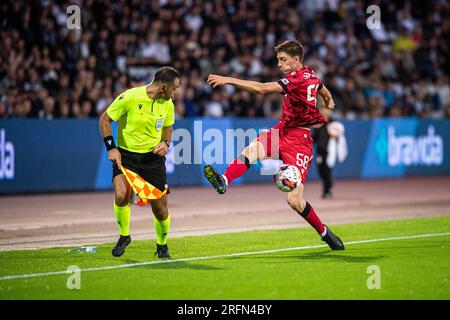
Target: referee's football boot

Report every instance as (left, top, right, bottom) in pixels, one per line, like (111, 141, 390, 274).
(155, 244, 171, 259)
(112, 235, 131, 257)
(203, 165, 227, 194)
(321, 225, 345, 250)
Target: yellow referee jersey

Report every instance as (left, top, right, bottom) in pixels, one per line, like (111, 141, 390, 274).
(106, 85, 175, 153)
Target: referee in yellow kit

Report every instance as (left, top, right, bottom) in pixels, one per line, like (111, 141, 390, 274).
(99, 66, 180, 258)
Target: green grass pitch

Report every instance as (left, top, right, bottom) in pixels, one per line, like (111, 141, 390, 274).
(0, 215, 449, 300)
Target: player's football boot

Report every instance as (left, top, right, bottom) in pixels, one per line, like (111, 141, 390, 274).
(321, 225, 345, 250)
(112, 235, 131, 257)
(155, 244, 171, 259)
(203, 165, 227, 194)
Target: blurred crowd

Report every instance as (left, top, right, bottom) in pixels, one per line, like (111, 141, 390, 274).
(1, 0, 450, 120)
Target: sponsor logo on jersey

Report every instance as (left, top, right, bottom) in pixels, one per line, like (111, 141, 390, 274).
(303, 71, 317, 80)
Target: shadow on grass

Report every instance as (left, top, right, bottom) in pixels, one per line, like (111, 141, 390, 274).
(296, 251, 385, 263)
(122, 259, 223, 271)
(227, 250, 384, 263)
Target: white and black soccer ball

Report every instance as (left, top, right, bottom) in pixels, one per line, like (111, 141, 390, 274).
(273, 164, 301, 192)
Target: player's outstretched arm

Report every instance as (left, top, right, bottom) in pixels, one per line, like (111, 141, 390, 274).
(318, 85, 335, 110)
(208, 75, 283, 94)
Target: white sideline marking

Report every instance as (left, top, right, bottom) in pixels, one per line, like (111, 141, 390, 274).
(1, 232, 449, 281)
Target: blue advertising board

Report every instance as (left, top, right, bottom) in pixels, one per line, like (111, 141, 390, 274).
(1, 118, 449, 194)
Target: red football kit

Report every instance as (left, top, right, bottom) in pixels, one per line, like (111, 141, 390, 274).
(221, 65, 328, 236)
(257, 65, 327, 183)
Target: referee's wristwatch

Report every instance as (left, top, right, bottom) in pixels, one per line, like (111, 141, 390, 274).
(163, 140, 171, 148)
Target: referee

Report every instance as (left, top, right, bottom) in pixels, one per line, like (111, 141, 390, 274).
(99, 66, 180, 258)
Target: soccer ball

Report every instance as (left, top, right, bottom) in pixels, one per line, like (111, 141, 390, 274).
(274, 164, 301, 192)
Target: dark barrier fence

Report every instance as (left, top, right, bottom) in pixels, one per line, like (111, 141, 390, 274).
(1, 118, 449, 194)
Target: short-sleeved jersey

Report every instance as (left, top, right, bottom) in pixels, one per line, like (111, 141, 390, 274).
(106, 85, 175, 153)
(276, 66, 327, 128)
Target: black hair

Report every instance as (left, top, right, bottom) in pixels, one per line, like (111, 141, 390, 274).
(153, 66, 181, 84)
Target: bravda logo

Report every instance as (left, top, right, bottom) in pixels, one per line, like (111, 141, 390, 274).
(386, 125, 443, 167)
(0, 129, 14, 179)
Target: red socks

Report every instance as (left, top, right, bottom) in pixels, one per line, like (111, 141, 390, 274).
(299, 202, 326, 235)
(223, 155, 251, 185)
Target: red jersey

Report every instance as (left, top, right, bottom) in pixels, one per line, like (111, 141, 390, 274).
(276, 65, 327, 128)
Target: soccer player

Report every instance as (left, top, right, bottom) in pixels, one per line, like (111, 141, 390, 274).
(204, 40, 344, 250)
(99, 66, 180, 258)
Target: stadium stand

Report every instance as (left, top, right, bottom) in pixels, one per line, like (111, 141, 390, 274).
(0, 0, 449, 120)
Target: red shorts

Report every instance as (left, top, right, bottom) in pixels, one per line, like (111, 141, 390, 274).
(257, 123, 314, 184)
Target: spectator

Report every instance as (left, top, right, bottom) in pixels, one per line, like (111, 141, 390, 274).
(437, 76, 450, 112)
(39, 96, 55, 120)
(81, 100, 94, 118)
(204, 91, 225, 118)
(95, 88, 113, 116)
(0, 99, 5, 116)
(340, 79, 366, 118)
(72, 102, 82, 119)
(57, 99, 70, 118)
(0, 0, 448, 120)
(13, 98, 32, 118)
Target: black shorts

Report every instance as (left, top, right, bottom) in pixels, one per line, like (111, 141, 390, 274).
(113, 147, 168, 193)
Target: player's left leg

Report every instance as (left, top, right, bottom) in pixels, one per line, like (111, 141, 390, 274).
(286, 185, 344, 250)
(203, 130, 271, 194)
(282, 128, 344, 250)
(286, 184, 325, 235)
(151, 194, 171, 258)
